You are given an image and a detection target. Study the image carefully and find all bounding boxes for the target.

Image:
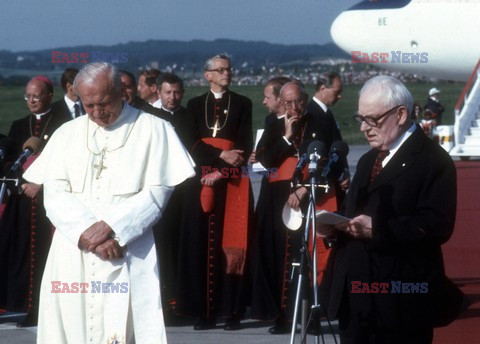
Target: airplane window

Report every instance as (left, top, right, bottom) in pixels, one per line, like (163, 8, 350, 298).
(348, 0, 411, 10)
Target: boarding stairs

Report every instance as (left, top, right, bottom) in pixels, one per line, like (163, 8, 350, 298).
(450, 59, 480, 159)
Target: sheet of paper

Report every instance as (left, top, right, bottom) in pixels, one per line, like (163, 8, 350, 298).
(315, 210, 351, 225)
(252, 129, 267, 172)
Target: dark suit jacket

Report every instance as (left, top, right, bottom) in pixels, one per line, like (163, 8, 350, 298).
(323, 125, 464, 329)
(154, 106, 189, 145)
(51, 97, 86, 120)
(130, 96, 164, 117)
(305, 99, 343, 147)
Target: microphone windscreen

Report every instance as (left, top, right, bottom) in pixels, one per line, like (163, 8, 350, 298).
(307, 140, 327, 158)
(22, 136, 43, 153)
(330, 140, 349, 157)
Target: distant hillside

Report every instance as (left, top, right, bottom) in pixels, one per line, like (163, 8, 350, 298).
(0, 39, 349, 74)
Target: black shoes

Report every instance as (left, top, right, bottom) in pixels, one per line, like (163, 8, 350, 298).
(193, 316, 242, 330)
(193, 317, 216, 330)
(268, 318, 290, 334)
(16, 313, 37, 328)
(224, 317, 241, 331)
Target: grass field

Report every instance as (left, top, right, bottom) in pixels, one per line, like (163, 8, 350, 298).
(0, 81, 465, 145)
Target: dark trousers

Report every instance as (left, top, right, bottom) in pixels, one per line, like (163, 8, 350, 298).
(338, 300, 433, 344)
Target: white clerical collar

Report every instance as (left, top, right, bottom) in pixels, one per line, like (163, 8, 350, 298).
(383, 122, 416, 167)
(150, 98, 162, 109)
(34, 109, 51, 120)
(161, 106, 177, 115)
(211, 90, 226, 99)
(278, 114, 286, 119)
(312, 96, 328, 113)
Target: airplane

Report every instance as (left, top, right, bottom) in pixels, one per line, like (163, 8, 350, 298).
(330, 0, 480, 82)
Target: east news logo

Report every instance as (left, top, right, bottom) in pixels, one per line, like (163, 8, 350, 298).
(351, 281, 429, 294)
(51, 51, 128, 64)
(51, 281, 128, 293)
(351, 51, 428, 64)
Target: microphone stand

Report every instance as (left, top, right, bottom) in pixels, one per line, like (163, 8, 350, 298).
(290, 153, 327, 344)
(0, 177, 20, 207)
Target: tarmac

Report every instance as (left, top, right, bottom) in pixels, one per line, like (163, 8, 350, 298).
(0, 146, 369, 344)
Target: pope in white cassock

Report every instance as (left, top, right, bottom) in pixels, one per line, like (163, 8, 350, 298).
(23, 62, 195, 344)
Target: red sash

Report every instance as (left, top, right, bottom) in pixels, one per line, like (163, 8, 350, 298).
(310, 189, 337, 285)
(200, 138, 250, 275)
(274, 154, 334, 284)
(269, 156, 308, 183)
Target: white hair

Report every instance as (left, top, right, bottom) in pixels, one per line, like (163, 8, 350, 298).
(204, 53, 231, 71)
(73, 62, 122, 93)
(359, 75, 413, 115)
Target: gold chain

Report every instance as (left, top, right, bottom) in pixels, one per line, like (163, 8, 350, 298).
(204, 92, 231, 133)
(86, 112, 139, 156)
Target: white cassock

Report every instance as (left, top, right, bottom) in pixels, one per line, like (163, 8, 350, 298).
(24, 103, 195, 344)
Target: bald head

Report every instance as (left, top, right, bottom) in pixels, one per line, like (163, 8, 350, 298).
(25, 78, 54, 114)
(280, 82, 308, 119)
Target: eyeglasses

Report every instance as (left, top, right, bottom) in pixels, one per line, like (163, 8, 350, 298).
(206, 67, 234, 74)
(353, 105, 402, 127)
(24, 93, 46, 102)
(283, 98, 304, 109)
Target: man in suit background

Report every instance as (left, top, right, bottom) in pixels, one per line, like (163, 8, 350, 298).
(137, 68, 162, 109)
(51, 68, 83, 119)
(306, 71, 349, 204)
(306, 71, 344, 144)
(318, 75, 465, 343)
(119, 70, 162, 116)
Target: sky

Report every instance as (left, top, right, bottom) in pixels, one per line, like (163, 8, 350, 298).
(0, 0, 360, 52)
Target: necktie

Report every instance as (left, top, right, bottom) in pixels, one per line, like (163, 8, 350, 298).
(369, 150, 389, 183)
(74, 104, 81, 118)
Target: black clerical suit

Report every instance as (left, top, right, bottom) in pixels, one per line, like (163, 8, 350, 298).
(176, 90, 253, 325)
(0, 109, 70, 319)
(251, 113, 347, 324)
(322, 125, 464, 343)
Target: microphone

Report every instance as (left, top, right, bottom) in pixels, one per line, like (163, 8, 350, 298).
(292, 152, 309, 185)
(321, 140, 349, 179)
(9, 137, 43, 173)
(307, 140, 327, 175)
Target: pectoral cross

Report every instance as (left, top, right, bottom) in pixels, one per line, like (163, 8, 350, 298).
(212, 118, 220, 137)
(93, 150, 107, 179)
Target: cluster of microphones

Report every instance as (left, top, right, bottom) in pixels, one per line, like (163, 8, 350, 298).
(0, 136, 42, 174)
(292, 140, 349, 186)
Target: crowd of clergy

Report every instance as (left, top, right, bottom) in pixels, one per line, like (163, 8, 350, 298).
(0, 55, 349, 337)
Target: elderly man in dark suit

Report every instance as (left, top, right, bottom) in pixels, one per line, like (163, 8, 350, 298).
(318, 75, 465, 344)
